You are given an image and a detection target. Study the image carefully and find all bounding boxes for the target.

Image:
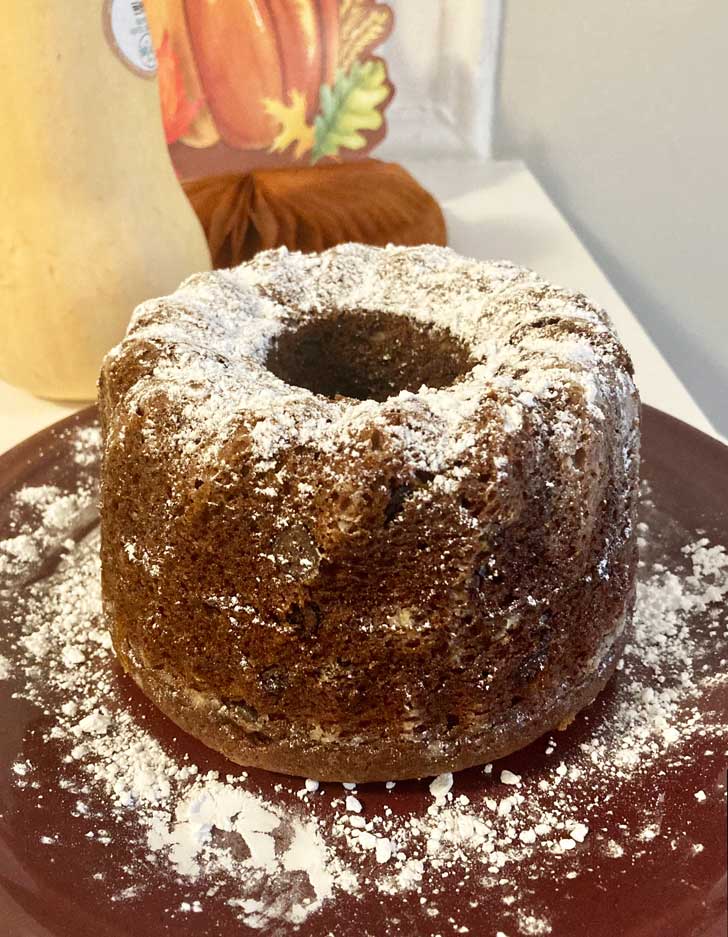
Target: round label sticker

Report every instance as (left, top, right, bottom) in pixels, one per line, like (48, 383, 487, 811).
(104, 0, 157, 78)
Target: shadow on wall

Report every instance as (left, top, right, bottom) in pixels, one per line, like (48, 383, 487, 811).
(494, 127, 728, 441)
(493, 0, 728, 441)
(574, 223, 728, 441)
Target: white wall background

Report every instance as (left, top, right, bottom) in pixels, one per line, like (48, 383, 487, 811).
(495, 0, 728, 435)
(382, 0, 501, 158)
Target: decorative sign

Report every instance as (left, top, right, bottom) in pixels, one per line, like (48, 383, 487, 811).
(143, 0, 395, 179)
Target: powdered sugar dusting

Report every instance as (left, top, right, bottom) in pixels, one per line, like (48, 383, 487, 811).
(103, 245, 637, 486)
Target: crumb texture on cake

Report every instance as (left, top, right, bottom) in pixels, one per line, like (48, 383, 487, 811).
(99, 243, 640, 781)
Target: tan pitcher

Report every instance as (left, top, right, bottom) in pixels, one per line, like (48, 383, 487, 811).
(0, 1, 211, 400)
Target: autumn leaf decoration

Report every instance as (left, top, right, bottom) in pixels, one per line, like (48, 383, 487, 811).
(264, 0, 393, 163)
(264, 91, 316, 160)
(312, 60, 389, 162)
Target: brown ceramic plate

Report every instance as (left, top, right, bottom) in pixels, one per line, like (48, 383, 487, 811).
(0, 405, 726, 937)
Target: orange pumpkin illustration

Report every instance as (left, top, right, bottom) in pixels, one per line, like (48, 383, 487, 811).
(144, 0, 219, 147)
(186, 1, 284, 149)
(267, 0, 339, 121)
(145, 0, 394, 163)
(155, 32, 202, 144)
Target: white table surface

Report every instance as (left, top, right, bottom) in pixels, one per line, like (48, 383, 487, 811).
(0, 159, 720, 457)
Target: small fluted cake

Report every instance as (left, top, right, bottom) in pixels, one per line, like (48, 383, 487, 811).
(99, 244, 640, 781)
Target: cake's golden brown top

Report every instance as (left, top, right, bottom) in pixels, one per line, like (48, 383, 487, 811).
(101, 243, 636, 485)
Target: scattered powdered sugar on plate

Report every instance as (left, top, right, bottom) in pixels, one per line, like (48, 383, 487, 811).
(516, 911, 553, 936)
(1, 426, 727, 935)
(0, 425, 99, 583)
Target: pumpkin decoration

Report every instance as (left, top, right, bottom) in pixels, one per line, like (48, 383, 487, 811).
(143, 0, 219, 148)
(144, 0, 394, 172)
(184, 0, 289, 150)
(144, 1, 432, 276)
(155, 32, 202, 145)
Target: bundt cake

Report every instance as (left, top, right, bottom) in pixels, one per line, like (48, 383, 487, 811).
(98, 244, 640, 782)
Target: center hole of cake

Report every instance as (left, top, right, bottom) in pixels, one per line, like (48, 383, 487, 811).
(266, 311, 473, 402)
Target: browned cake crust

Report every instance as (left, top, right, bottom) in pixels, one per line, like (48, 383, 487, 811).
(99, 244, 640, 781)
